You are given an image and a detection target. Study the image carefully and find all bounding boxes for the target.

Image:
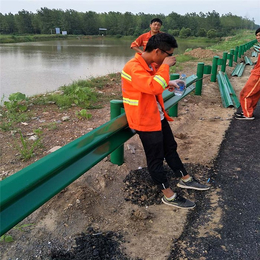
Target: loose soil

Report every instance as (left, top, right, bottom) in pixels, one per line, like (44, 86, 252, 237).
(0, 48, 255, 260)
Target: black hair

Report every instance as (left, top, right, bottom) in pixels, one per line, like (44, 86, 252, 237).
(150, 18, 162, 25)
(255, 28, 260, 35)
(145, 33, 178, 52)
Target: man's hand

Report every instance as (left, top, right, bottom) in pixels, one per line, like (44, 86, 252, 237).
(162, 56, 176, 67)
(167, 79, 186, 92)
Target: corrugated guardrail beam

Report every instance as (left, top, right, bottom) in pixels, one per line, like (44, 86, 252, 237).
(0, 115, 134, 236)
(217, 71, 240, 108)
(231, 63, 246, 77)
(244, 56, 253, 65)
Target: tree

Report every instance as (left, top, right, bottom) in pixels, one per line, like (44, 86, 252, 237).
(207, 29, 217, 38)
(197, 28, 207, 37)
(179, 27, 191, 38)
(15, 10, 34, 34)
(82, 11, 100, 35)
(0, 13, 17, 34)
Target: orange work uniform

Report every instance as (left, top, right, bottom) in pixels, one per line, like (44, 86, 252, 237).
(240, 54, 260, 117)
(121, 53, 173, 132)
(130, 31, 162, 51)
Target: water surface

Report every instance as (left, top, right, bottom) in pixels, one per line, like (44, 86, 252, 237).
(0, 37, 212, 101)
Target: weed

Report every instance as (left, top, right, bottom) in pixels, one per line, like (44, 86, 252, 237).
(43, 80, 98, 109)
(75, 109, 92, 120)
(0, 234, 14, 243)
(15, 131, 43, 161)
(33, 128, 43, 136)
(0, 92, 30, 131)
(0, 224, 34, 243)
(44, 122, 59, 131)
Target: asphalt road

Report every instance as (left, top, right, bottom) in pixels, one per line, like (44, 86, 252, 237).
(171, 102, 260, 260)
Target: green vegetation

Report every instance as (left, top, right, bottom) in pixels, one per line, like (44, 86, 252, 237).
(0, 224, 34, 243)
(0, 73, 121, 132)
(209, 30, 256, 51)
(0, 93, 30, 131)
(76, 109, 92, 120)
(0, 9, 258, 42)
(15, 131, 43, 161)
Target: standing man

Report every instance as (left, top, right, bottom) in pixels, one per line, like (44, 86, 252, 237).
(122, 33, 209, 209)
(235, 27, 260, 120)
(130, 18, 163, 54)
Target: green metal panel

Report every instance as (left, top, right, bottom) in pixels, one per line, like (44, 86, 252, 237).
(217, 71, 239, 108)
(203, 65, 212, 74)
(110, 100, 125, 165)
(231, 63, 246, 77)
(252, 51, 258, 57)
(244, 56, 253, 66)
(195, 62, 204, 96)
(211, 56, 219, 82)
(224, 73, 240, 108)
(0, 114, 133, 235)
(217, 72, 234, 108)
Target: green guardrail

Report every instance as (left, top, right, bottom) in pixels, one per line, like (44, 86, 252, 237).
(0, 75, 198, 236)
(217, 71, 240, 108)
(231, 63, 246, 77)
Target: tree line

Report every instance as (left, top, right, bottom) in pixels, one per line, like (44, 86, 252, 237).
(0, 8, 258, 38)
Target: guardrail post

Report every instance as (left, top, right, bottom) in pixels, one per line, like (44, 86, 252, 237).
(211, 56, 219, 82)
(238, 46, 242, 58)
(110, 100, 124, 165)
(234, 46, 239, 62)
(169, 73, 180, 117)
(229, 49, 234, 67)
(195, 62, 204, 95)
(221, 52, 228, 72)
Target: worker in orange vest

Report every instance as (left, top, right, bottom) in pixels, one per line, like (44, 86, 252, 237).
(122, 33, 209, 209)
(235, 27, 260, 120)
(130, 18, 163, 54)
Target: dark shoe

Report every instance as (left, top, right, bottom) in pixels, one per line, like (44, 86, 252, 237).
(161, 194, 195, 209)
(235, 111, 243, 116)
(177, 177, 210, 191)
(235, 114, 255, 120)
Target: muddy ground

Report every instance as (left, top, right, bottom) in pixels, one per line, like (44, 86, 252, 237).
(0, 48, 256, 260)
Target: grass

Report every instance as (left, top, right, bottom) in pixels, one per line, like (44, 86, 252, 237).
(208, 30, 256, 51)
(14, 131, 43, 161)
(0, 72, 122, 132)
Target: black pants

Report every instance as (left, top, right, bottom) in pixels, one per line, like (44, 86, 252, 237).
(136, 118, 188, 190)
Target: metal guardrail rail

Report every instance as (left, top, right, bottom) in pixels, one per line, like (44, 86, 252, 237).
(0, 75, 197, 236)
(252, 51, 258, 57)
(217, 71, 240, 108)
(244, 56, 253, 65)
(231, 63, 246, 77)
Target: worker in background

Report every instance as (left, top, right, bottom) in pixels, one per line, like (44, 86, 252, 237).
(130, 18, 163, 54)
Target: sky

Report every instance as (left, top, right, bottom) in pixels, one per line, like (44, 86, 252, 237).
(1, 0, 260, 25)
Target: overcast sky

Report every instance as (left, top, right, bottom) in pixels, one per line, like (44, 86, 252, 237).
(1, 0, 260, 25)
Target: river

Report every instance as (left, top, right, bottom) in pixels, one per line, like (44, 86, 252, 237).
(0, 37, 212, 102)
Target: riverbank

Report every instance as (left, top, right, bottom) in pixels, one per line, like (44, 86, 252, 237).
(0, 34, 112, 44)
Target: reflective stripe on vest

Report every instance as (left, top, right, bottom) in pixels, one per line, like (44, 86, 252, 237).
(123, 97, 138, 106)
(121, 70, 131, 81)
(154, 75, 167, 89)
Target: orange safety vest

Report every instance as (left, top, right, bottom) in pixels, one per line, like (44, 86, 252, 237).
(130, 31, 162, 51)
(251, 54, 260, 76)
(121, 53, 173, 132)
